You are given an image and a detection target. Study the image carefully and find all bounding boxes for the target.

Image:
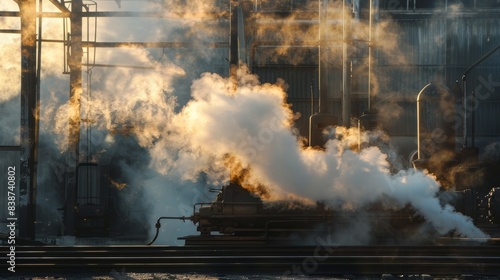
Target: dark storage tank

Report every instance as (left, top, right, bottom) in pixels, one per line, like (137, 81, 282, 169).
(75, 163, 111, 237)
(309, 113, 338, 148)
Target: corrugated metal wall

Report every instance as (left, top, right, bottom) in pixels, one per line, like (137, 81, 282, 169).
(253, 66, 319, 135)
(251, 9, 500, 143)
(377, 16, 500, 139)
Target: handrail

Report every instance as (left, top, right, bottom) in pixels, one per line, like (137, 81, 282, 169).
(462, 43, 500, 148)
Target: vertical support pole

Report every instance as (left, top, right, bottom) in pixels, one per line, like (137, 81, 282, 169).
(342, 0, 352, 126)
(463, 77, 468, 148)
(318, 0, 328, 114)
(368, 0, 372, 112)
(64, 0, 83, 236)
(19, 0, 38, 240)
(229, 1, 239, 75)
(309, 0, 338, 148)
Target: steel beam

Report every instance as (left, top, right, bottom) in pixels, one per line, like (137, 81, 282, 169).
(48, 0, 70, 16)
(82, 11, 228, 18)
(0, 11, 20, 17)
(82, 41, 229, 48)
(18, 0, 38, 240)
(342, 0, 352, 126)
(0, 11, 229, 18)
(318, 0, 328, 114)
(40, 39, 229, 48)
(0, 146, 21, 151)
(63, 0, 83, 236)
(0, 29, 22, 33)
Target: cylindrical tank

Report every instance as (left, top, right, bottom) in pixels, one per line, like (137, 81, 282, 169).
(75, 163, 110, 237)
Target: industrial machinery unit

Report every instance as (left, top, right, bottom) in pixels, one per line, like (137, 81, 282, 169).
(148, 181, 500, 246)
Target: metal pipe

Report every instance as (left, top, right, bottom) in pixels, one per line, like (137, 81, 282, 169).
(0, 146, 21, 151)
(0, 29, 22, 33)
(318, 0, 328, 114)
(229, 2, 239, 79)
(368, 0, 372, 112)
(463, 78, 467, 147)
(82, 63, 155, 69)
(342, 0, 352, 126)
(357, 119, 361, 151)
(310, 80, 315, 116)
(147, 216, 191, 245)
(82, 11, 230, 18)
(0, 11, 20, 17)
(37, 0, 42, 100)
(84, 41, 229, 48)
(40, 39, 229, 48)
(471, 90, 475, 148)
(417, 87, 422, 160)
(0, 11, 230, 18)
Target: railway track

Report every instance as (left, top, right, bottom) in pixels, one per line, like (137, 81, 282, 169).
(2, 245, 500, 277)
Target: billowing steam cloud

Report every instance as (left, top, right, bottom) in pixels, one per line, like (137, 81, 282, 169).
(150, 67, 488, 240)
(1, 0, 489, 244)
(0, 32, 21, 145)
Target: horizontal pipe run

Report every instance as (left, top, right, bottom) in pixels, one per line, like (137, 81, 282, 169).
(0, 146, 21, 151)
(83, 41, 229, 48)
(0, 11, 228, 18)
(41, 39, 229, 48)
(82, 63, 155, 70)
(0, 29, 21, 33)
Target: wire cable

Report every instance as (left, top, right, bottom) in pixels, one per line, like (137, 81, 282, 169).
(147, 216, 192, 245)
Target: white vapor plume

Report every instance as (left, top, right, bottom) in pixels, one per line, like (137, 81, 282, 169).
(0, 40, 21, 104)
(0, 0, 231, 242)
(151, 67, 488, 240)
(2, 0, 490, 244)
